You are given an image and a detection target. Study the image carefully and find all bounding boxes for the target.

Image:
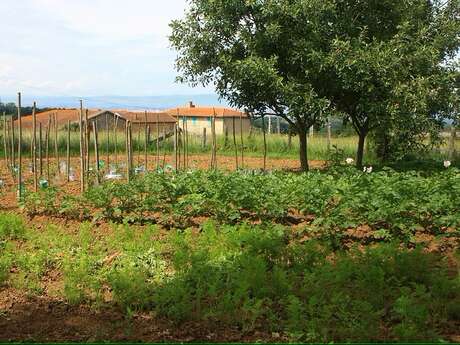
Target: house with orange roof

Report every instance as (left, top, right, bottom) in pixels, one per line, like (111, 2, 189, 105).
(165, 101, 251, 135)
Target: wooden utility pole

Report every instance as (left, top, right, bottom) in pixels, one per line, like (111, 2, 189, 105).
(66, 120, 71, 182)
(17, 92, 22, 199)
(93, 122, 100, 185)
(156, 113, 160, 170)
(32, 102, 37, 192)
(39, 123, 43, 177)
(46, 117, 51, 181)
(79, 100, 85, 193)
(232, 116, 239, 170)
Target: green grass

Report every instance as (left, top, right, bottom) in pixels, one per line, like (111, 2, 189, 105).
(1, 129, 459, 164)
(0, 212, 458, 342)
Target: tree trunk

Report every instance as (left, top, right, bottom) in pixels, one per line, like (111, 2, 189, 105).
(356, 131, 366, 168)
(298, 128, 309, 172)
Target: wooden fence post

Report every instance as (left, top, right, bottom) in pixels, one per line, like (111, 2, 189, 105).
(79, 100, 85, 193)
(32, 102, 37, 192)
(262, 114, 267, 171)
(17, 92, 22, 200)
(125, 120, 130, 182)
(144, 111, 148, 171)
(54, 112, 59, 175)
(213, 110, 217, 169)
(449, 125, 457, 159)
(288, 130, 292, 150)
(156, 113, 160, 170)
(46, 117, 51, 181)
(173, 123, 178, 171)
(128, 121, 133, 176)
(93, 121, 100, 185)
(6, 119, 12, 175)
(11, 110, 15, 170)
(39, 123, 43, 177)
(240, 113, 244, 169)
(85, 109, 89, 180)
(66, 120, 71, 182)
(114, 115, 119, 168)
(3, 112, 9, 172)
(202, 127, 207, 149)
(232, 116, 239, 170)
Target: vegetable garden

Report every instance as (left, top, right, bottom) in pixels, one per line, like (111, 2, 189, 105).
(0, 163, 459, 342)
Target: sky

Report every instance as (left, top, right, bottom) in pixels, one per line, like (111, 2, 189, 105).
(0, 0, 213, 98)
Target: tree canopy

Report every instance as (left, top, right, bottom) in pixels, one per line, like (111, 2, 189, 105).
(170, 0, 460, 170)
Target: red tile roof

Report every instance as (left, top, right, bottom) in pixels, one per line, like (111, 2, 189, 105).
(166, 106, 247, 118)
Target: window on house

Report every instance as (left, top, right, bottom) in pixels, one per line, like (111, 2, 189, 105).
(208, 117, 212, 123)
(192, 116, 197, 123)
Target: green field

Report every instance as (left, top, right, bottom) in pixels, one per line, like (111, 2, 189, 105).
(0, 167, 458, 342)
(1, 129, 459, 164)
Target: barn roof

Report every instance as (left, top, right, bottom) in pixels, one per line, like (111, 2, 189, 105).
(166, 102, 247, 118)
(113, 110, 177, 124)
(15, 108, 102, 128)
(15, 108, 177, 128)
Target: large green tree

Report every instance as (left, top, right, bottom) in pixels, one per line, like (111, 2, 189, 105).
(170, 0, 459, 169)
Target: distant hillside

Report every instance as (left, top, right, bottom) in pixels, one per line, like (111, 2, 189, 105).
(0, 94, 229, 110)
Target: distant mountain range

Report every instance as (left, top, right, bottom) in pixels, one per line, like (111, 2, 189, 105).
(0, 94, 230, 110)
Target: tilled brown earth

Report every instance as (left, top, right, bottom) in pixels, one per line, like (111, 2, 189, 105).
(0, 288, 277, 342)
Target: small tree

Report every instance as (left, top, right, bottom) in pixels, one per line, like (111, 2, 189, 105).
(170, 0, 332, 171)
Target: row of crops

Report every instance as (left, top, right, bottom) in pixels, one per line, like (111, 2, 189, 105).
(0, 212, 459, 342)
(21, 167, 460, 244)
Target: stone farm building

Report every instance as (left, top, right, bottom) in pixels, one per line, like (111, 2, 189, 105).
(16, 108, 177, 135)
(166, 102, 251, 136)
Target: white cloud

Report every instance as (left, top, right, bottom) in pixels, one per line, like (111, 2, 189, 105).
(0, 0, 212, 97)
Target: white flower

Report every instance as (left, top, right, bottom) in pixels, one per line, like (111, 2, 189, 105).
(363, 166, 373, 173)
(346, 158, 354, 165)
(444, 160, 451, 168)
